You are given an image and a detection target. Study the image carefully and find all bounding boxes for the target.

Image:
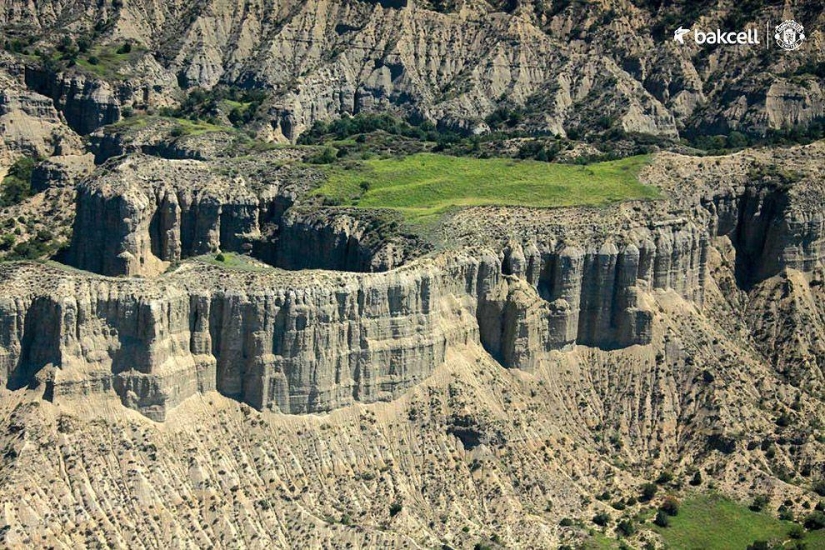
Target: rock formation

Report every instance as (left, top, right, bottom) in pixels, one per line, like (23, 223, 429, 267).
(3, 1, 823, 141)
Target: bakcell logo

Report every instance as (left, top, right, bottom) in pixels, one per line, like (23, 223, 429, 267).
(673, 27, 690, 44)
(673, 19, 807, 50)
(673, 26, 760, 45)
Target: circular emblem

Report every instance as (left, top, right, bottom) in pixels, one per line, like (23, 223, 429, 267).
(774, 20, 805, 51)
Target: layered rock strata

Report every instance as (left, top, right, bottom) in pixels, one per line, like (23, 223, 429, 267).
(67, 155, 410, 275)
(1, 214, 709, 421)
(703, 182, 825, 287)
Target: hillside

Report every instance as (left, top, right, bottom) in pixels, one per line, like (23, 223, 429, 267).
(0, 1, 824, 549)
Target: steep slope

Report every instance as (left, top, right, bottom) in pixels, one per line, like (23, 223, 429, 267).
(1, 0, 822, 141)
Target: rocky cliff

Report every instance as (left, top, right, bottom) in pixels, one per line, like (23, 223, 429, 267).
(0, 253, 484, 420)
(68, 154, 421, 276)
(5, 215, 710, 421)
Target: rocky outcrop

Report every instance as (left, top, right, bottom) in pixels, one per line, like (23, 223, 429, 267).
(0, 254, 486, 420)
(703, 181, 825, 288)
(68, 155, 418, 275)
(24, 67, 121, 135)
(272, 208, 414, 272)
(2, 212, 710, 420)
(478, 221, 707, 366)
(0, 58, 83, 165)
(30, 153, 94, 192)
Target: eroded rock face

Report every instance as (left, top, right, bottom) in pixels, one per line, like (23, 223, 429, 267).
(1, 219, 709, 421)
(7, 1, 823, 141)
(478, 221, 707, 367)
(68, 155, 418, 275)
(24, 67, 122, 135)
(0, 254, 486, 420)
(0, 58, 83, 165)
(704, 183, 825, 288)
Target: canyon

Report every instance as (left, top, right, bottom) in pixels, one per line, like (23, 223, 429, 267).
(0, 1, 824, 548)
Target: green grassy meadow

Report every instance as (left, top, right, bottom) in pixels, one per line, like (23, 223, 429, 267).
(315, 153, 658, 222)
(653, 494, 825, 549)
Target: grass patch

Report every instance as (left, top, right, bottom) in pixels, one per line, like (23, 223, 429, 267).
(194, 252, 271, 272)
(170, 117, 229, 137)
(653, 494, 824, 549)
(581, 530, 621, 549)
(74, 43, 145, 79)
(315, 153, 658, 222)
(111, 114, 231, 137)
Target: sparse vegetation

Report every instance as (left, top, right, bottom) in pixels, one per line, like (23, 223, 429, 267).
(74, 42, 146, 79)
(640, 482, 658, 502)
(592, 511, 610, 527)
(653, 495, 825, 549)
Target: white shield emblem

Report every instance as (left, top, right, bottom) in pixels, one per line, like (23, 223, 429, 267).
(774, 20, 805, 51)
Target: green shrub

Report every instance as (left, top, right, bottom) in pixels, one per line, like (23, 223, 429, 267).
(389, 502, 402, 517)
(654, 509, 670, 528)
(750, 495, 770, 512)
(1, 156, 37, 207)
(656, 471, 674, 484)
(640, 482, 658, 502)
(215, 252, 226, 262)
(116, 42, 132, 54)
(805, 511, 825, 530)
(592, 512, 610, 526)
(617, 519, 636, 537)
(87, 55, 99, 65)
(660, 496, 680, 516)
(0, 234, 15, 251)
(308, 146, 338, 164)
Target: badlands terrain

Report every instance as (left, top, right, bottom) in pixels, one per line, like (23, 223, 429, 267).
(0, 0, 824, 549)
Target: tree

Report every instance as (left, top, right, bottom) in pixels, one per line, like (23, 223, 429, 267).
(656, 471, 674, 485)
(617, 519, 636, 537)
(308, 147, 338, 164)
(750, 495, 770, 512)
(804, 511, 825, 530)
(1, 156, 37, 207)
(592, 512, 610, 527)
(789, 524, 805, 539)
(640, 482, 658, 502)
(660, 496, 680, 516)
(654, 510, 669, 528)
